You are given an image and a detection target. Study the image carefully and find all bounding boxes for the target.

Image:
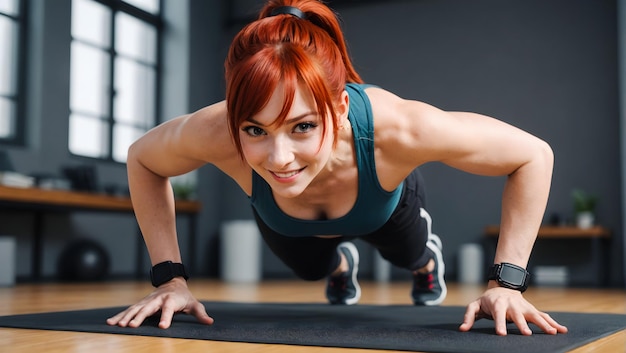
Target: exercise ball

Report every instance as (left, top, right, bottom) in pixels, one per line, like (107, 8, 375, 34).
(57, 239, 110, 281)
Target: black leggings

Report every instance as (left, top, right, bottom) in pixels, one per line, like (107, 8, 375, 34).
(253, 169, 432, 281)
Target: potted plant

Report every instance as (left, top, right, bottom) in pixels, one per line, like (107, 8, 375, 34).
(571, 189, 597, 229)
(172, 181, 196, 200)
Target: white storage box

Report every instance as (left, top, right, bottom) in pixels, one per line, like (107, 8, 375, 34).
(0, 236, 16, 286)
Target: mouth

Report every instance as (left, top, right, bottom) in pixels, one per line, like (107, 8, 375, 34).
(270, 167, 305, 181)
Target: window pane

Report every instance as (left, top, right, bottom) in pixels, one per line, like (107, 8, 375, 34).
(115, 12, 156, 64)
(114, 57, 155, 127)
(71, 0, 111, 48)
(112, 124, 143, 162)
(0, 16, 17, 95)
(123, 0, 159, 15)
(0, 0, 18, 16)
(69, 114, 109, 158)
(0, 97, 14, 138)
(68, 0, 160, 161)
(70, 42, 110, 116)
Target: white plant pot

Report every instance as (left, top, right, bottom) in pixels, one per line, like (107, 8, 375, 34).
(576, 211, 594, 229)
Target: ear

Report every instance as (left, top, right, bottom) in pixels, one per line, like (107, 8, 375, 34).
(337, 90, 350, 120)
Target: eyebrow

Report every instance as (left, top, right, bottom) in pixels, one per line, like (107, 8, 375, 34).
(246, 111, 317, 127)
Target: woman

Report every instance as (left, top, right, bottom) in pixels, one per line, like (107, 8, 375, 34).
(107, 0, 568, 336)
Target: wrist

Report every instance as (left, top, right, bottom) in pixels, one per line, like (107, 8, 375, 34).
(166, 276, 189, 287)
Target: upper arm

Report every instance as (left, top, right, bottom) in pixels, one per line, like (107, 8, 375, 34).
(368, 88, 553, 178)
(429, 110, 553, 176)
(128, 101, 242, 178)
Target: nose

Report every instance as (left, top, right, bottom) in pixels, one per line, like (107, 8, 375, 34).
(267, 135, 295, 169)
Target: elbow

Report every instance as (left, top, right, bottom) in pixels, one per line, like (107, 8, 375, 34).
(126, 138, 152, 176)
(522, 139, 554, 180)
(537, 139, 554, 172)
(508, 139, 554, 178)
(126, 140, 142, 169)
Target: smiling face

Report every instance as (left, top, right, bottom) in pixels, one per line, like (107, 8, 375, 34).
(239, 83, 340, 199)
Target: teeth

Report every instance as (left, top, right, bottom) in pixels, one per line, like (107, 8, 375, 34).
(274, 170, 300, 178)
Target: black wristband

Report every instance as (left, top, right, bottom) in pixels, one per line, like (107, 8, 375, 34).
(150, 261, 189, 287)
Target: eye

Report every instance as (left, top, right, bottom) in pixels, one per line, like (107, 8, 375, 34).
(294, 122, 317, 133)
(242, 126, 266, 137)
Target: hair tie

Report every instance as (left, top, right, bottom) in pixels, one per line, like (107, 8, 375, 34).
(270, 6, 306, 19)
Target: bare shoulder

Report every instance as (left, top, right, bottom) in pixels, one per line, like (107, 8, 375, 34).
(180, 101, 239, 162)
(363, 87, 442, 166)
(130, 100, 249, 181)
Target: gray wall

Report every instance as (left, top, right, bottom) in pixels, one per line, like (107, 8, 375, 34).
(619, 0, 626, 286)
(1, 0, 623, 287)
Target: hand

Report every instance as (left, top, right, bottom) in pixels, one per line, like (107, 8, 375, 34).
(106, 277, 214, 329)
(458, 285, 568, 336)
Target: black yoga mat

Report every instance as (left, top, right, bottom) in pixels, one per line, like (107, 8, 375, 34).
(1, 302, 624, 353)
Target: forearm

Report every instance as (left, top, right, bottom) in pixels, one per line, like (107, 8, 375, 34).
(128, 155, 182, 266)
(494, 143, 554, 268)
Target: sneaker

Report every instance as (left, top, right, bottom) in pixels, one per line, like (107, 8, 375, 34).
(412, 233, 447, 306)
(326, 242, 361, 305)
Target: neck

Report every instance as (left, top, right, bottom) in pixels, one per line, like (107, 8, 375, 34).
(313, 121, 355, 184)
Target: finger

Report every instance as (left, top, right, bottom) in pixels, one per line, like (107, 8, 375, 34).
(542, 312, 568, 334)
(459, 301, 479, 332)
(109, 305, 142, 327)
(128, 303, 161, 328)
(510, 309, 532, 336)
(158, 304, 175, 329)
(106, 309, 128, 326)
(492, 301, 508, 336)
(533, 312, 567, 335)
(189, 302, 215, 325)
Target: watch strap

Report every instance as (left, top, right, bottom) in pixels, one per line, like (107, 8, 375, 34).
(150, 261, 189, 287)
(487, 264, 502, 281)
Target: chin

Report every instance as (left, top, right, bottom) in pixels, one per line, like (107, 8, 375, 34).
(272, 185, 306, 199)
(267, 176, 312, 198)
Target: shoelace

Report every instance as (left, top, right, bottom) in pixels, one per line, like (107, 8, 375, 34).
(328, 275, 349, 291)
(414, 272, 435, 291)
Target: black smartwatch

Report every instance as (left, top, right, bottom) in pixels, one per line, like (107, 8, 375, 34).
(488, 262, 530, 292)
(150, 261, 189, 287)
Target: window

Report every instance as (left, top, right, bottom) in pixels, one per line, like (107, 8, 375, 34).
(69, 0, 161, 162)
(0, 0, 25, 144)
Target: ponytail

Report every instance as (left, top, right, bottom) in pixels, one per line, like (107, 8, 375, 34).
(259, 0, 362, 84)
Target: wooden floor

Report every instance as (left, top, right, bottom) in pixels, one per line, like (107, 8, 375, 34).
(0, 280, 624, 353)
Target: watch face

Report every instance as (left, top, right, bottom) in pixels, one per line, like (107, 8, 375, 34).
(500, 264, 526, 286)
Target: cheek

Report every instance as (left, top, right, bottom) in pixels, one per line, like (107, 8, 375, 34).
(317, 128, 335, 155)
(240, 139, 262, 164)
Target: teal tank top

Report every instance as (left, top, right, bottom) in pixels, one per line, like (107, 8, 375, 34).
(250, 83, 403, 236)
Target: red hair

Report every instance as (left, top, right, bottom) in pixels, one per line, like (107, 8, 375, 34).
(225, 0, 363, 158)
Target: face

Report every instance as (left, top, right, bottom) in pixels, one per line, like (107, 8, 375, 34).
(239, 84, 337, 199)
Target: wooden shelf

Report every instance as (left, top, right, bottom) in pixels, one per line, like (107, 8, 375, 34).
(0, 185, 200, 213)
(484, 224, 611, 287)
(484, 225, 611, 239)
(0, 184, 201, 279)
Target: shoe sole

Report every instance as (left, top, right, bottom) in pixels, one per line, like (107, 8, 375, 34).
(338, 242, 361, 305)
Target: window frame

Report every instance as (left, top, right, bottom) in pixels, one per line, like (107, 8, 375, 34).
(69, 0, 163, 163)
(0, 0, 28, 146)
